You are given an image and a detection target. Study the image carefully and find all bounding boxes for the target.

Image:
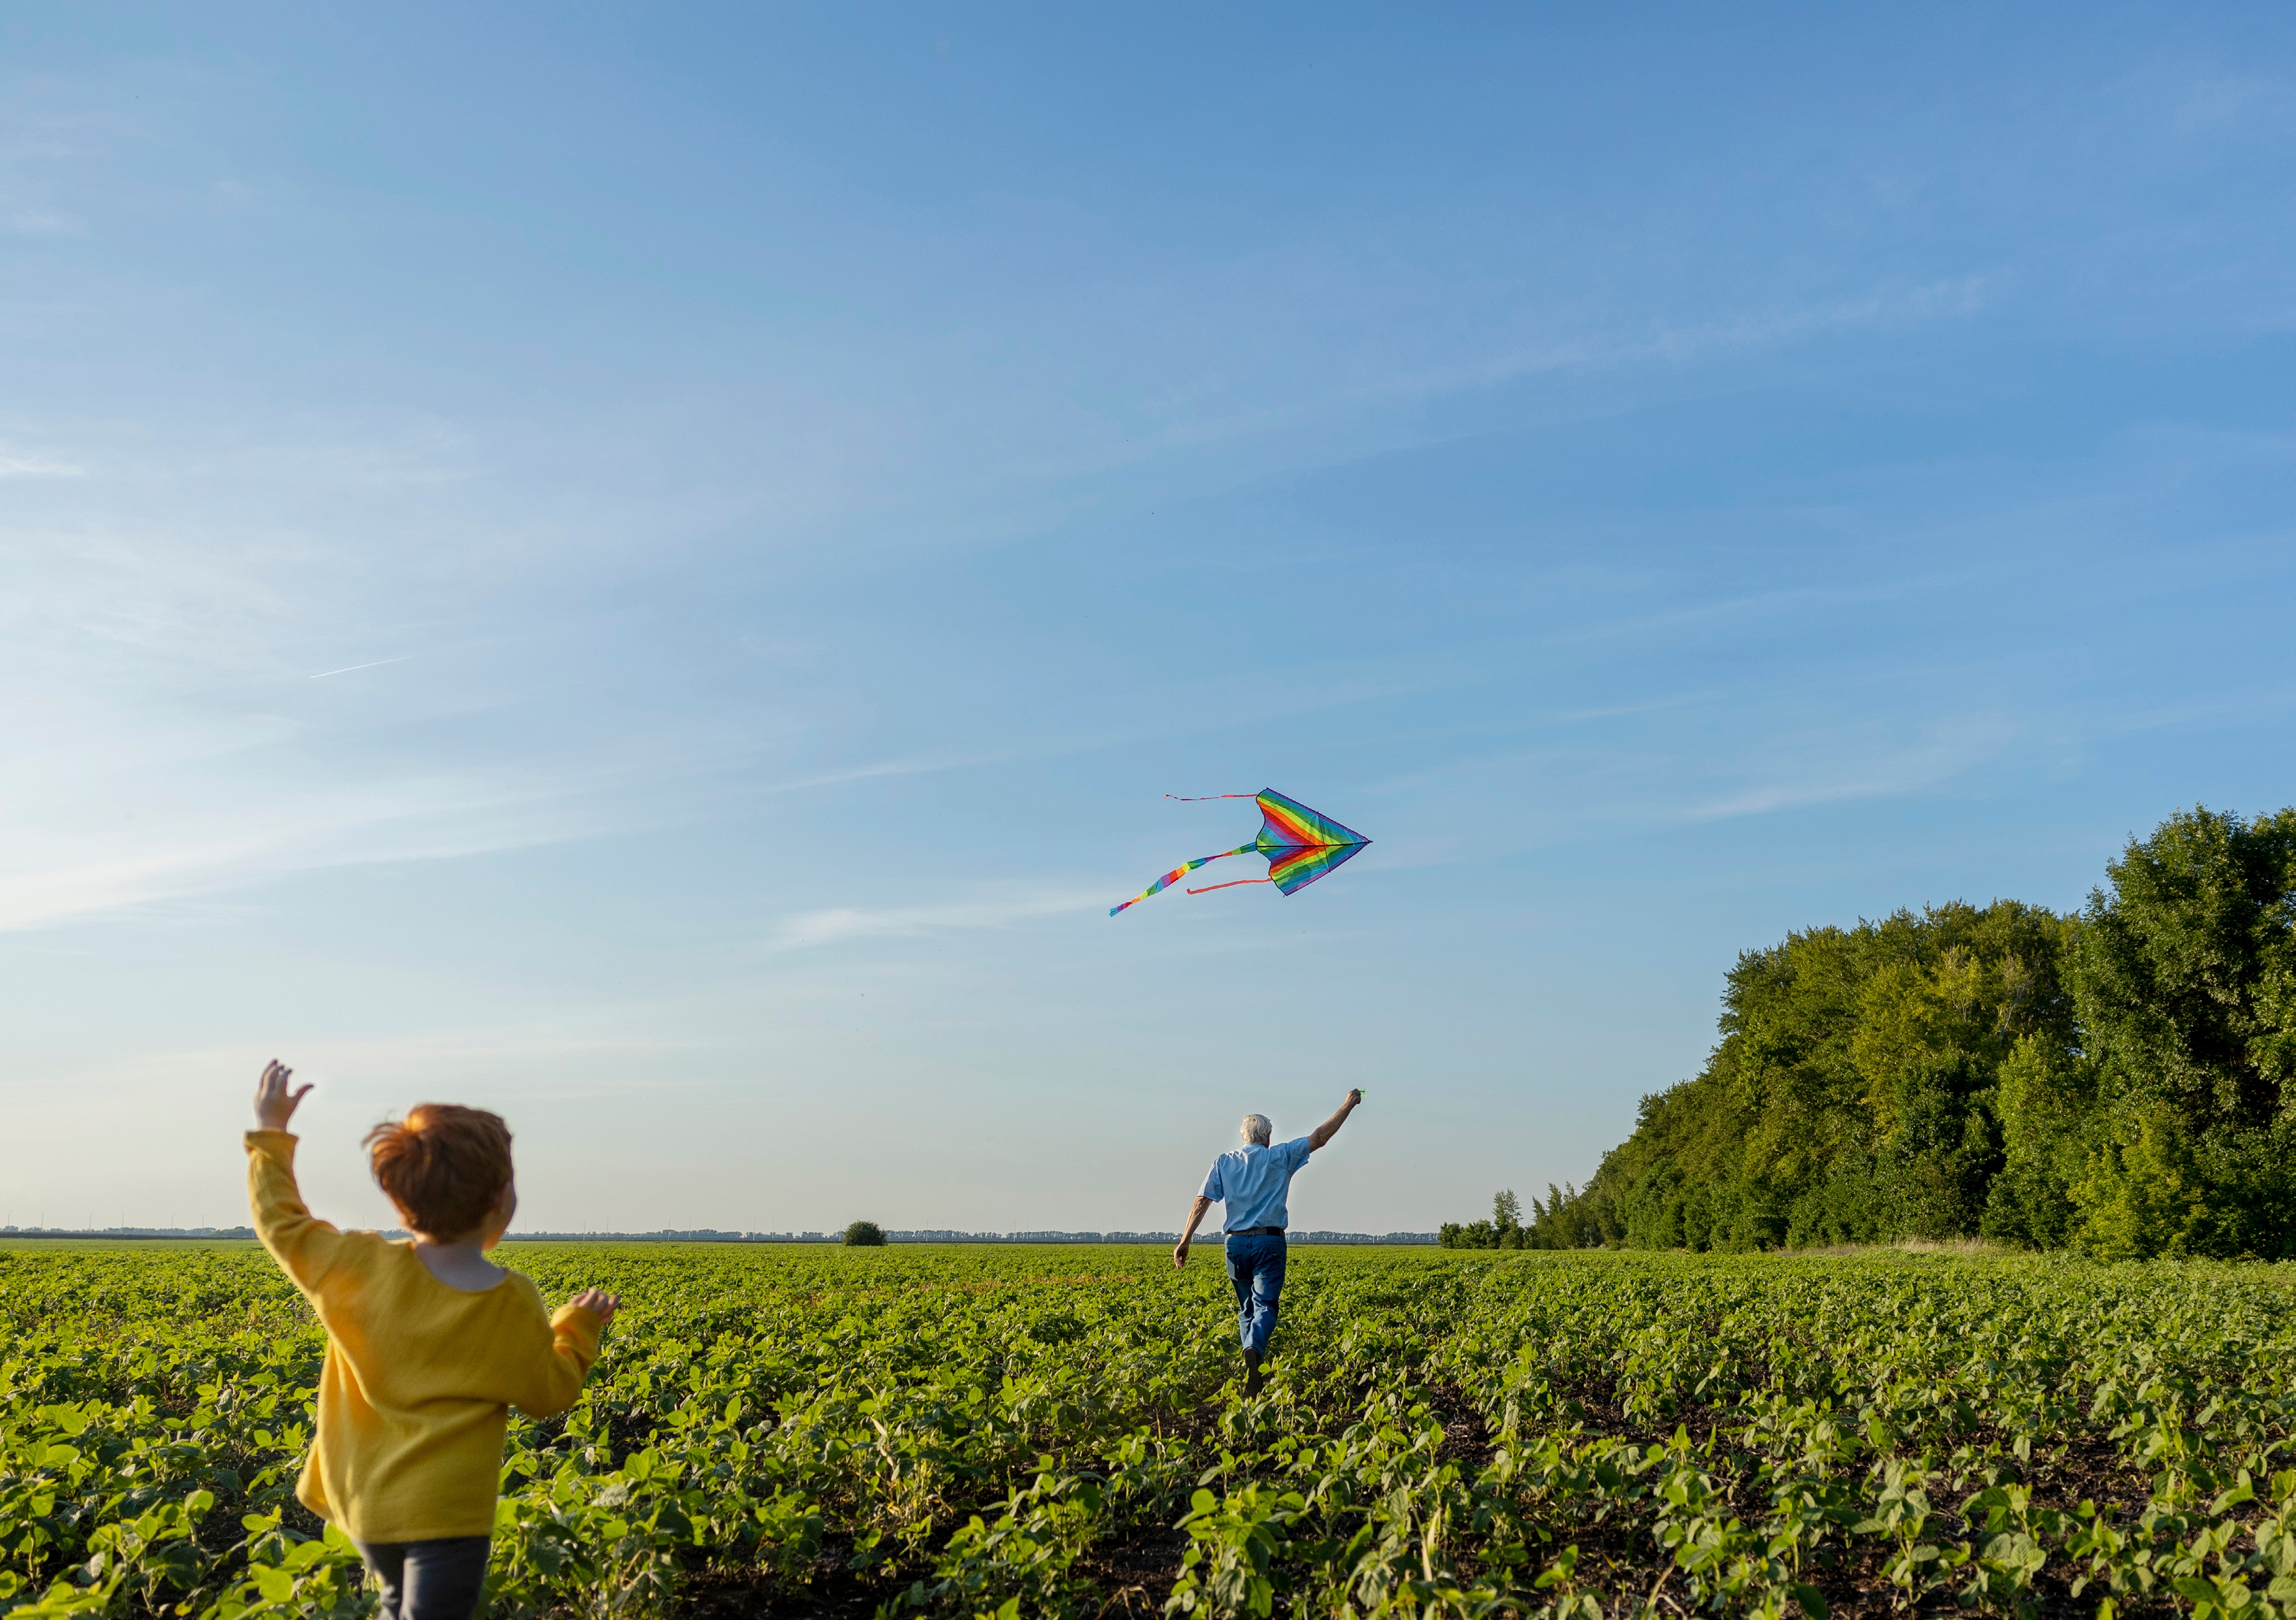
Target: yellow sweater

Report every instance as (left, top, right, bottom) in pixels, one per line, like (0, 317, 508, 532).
(245, 1130, 603, 1542)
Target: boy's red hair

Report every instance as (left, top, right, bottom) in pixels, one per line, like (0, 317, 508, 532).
(365, 1104, 514, 1240)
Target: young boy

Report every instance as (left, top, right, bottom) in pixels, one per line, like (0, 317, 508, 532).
(244, 1059, 620, 1620)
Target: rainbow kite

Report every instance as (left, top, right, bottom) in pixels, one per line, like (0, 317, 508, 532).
(1110, 790, 1371, 917)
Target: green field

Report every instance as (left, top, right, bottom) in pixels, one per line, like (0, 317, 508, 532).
(4, 1244, 2294, 1619)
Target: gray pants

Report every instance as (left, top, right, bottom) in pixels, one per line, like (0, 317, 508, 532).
(355, 1536, 491, 1620)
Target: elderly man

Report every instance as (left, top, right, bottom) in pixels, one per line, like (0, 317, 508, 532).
(1172, 1089, 1363, 1394)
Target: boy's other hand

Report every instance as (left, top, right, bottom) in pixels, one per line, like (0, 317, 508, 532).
(253, 1060, 312, 1132)
(571, 1287, 620, 1325)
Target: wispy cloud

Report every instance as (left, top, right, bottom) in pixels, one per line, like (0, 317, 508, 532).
(741, 658, 1469, 807)
(1382, 276, 1997, 405)
(1543, 693, 1727, 726)
(0, 770, 627, 933)
(1688, 713, 2019, 819)
(2, 208, 84, 237)
(308, 654, 416, 679)
(1133, 274, 1998, 459)
(770, 888, 1100, 950)
(1550, 575, 1965, 649)
(0, 449, 85, 478)
(755, 754, 1009, 796)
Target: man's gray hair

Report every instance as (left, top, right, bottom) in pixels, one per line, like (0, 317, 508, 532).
(1240, 1113, 1273, 1146)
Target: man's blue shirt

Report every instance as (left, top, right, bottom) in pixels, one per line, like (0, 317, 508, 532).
(1201, 1138, 1313, 1232)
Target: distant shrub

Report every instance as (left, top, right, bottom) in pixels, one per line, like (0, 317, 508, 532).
(1441, 1191, 1534, 1250)
(843, 1220, 886, 1247)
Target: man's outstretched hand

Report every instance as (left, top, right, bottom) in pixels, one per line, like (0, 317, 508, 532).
(1307, 1088, 1365, 1152)
(1171, 1237, 1191, 1270)
(253, 1060, 312, 1132)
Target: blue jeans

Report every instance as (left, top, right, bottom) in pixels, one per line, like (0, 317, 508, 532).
(355, 1537, 491, 1620)
(1224, 1232, 1286, 1353)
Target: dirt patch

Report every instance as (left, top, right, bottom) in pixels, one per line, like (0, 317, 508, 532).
(675, 1538, 906, 1620)
(1424, 1383, 1496, 1472)
(1799, 1535, 2113, 1620)
(1074, 1515, 1190, 1618)
(676, 1568, 893, 1619)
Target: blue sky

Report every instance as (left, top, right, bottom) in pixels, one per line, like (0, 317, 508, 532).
(5, 5, 2294, 1236)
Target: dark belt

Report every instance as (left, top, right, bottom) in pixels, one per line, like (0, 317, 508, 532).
(1226, 1225, 1285, 1237)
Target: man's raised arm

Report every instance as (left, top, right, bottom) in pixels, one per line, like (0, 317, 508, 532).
(1172, 1195, 1213, 1269)
(1307, 1088, 1364, 1153)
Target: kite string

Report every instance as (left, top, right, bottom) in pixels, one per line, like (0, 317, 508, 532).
(1186, 877, 1272, 894)
(1166, 793, 1257, 801)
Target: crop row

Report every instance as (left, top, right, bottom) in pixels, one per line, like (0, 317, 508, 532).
(2, 1245, 2293, 1619)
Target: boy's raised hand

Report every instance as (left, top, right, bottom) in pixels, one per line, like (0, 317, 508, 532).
(253, 1060, 312, 1131)
(570, 1287, 620, 1325)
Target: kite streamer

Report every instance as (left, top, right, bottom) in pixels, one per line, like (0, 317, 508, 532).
(1110, 789, 1371, 916)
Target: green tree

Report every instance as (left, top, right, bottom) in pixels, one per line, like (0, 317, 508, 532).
(1506, 900, 2075, 1252)
(1979, 1033, 2094, 1249)
(1456, 802, 2296, 1256)
(2066, 805, 2296, 1257)
(843, 1220, 887, 1247)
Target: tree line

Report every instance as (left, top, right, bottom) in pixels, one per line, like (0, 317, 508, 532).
(1441, 804, 2296, 1259)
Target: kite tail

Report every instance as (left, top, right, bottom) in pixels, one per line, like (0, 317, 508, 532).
(1110, 844, 1255, 916)
(1186, 877, 1272, 895)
